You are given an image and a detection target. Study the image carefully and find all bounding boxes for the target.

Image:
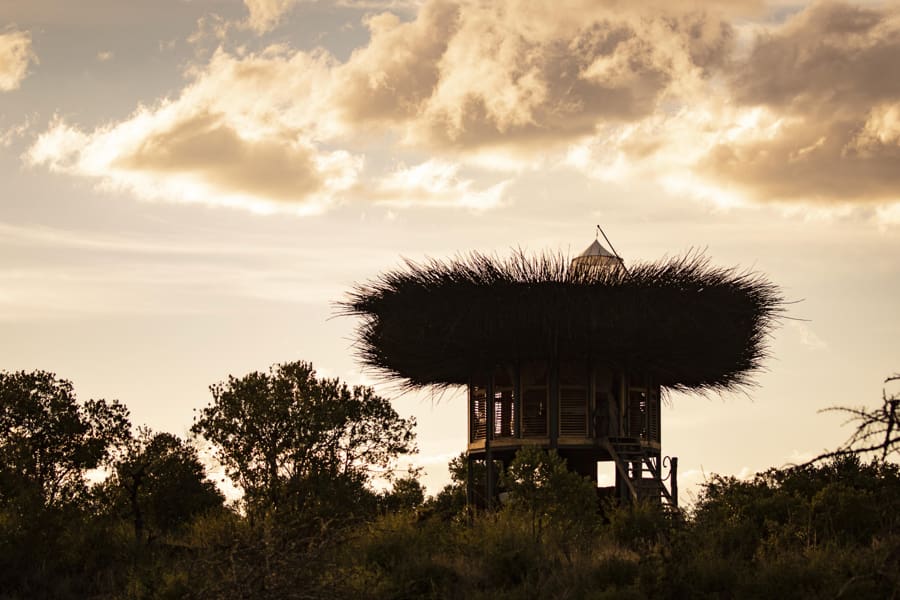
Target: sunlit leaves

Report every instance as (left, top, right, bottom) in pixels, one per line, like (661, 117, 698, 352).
(191, 360, 416, 519)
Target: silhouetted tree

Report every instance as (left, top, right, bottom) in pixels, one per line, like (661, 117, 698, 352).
(0, 370, 131, 598)
(423, 453, 469, 519)
(804, 373, 900, 466)
(674, 455, 900, 598)
(98, 428, 225, 542)
(0, 370, 130, 512)
(191, 360, 416, 521)
(501, 446, 597, 544)
(380, 474, 425, 513)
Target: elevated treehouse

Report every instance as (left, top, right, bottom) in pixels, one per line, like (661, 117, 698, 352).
(343, 238, 782, 508)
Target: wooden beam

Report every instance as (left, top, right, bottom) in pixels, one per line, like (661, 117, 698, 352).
(602, 438, 637, 502)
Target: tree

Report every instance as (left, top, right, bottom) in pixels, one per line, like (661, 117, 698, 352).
(804, 373, 900, 466)
(0, 370, 130, 511)
(0, 371, 131, 598)
(380, 475, 425, 513)
(99, 428, 225, 542)
(501, 446, 597, 543)
(423, 453, 470, 519)
(191, 361, 416, 520)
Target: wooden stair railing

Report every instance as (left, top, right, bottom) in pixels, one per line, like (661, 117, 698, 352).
(603, 436, 676, 506)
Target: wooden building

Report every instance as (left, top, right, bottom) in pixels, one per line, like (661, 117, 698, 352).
(342, 238, 782, 508)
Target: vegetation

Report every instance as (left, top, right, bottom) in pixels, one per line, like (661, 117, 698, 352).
(803, 373, 900, 465)
(191, 360, 416, 523)
(1, 366, 899, 599)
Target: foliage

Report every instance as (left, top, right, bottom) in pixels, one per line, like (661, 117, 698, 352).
(191, 360, 417, 520)
(173, 510, 344, 600)
(380, 474, 426, 513)
(605, 498, 678, 551)
(660, 455, 900, 599)
(0, 370, 130, 511)
(97, 428, 225, 542)
(501, 446, 597, 545)
(4, 368, 900, 599)
(423, 453, 470, 520)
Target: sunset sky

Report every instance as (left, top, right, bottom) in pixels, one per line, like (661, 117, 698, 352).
(2, 0, 899, 497)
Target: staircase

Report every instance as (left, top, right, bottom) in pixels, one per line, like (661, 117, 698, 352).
(602, 437, 677, 507)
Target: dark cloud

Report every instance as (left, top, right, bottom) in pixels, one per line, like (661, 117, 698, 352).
(704, 2, 900, 203)
(733, 2, 900, 111)
(701, 116, 900, 202)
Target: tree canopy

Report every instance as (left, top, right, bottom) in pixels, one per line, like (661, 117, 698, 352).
(0, 370, 130, 511)
(191, 360, 417, 519)
(2, 365, 898, 599)
(98, 428, 225, 542)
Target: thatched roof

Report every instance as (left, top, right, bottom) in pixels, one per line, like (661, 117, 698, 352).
(340, 250, 784, 393)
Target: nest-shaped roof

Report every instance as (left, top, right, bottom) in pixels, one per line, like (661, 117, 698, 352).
(341, 251, 784, 393)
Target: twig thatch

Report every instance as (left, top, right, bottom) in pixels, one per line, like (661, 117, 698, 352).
(340, 250, 784, 393)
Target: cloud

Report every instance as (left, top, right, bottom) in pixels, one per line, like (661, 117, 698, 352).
(557, 2, 900, 220)
(0, 115, 32, 147)
(26, 47, 360, 214)
(35, 1, 733, 213)
(26, 0, 900, 219)
(787, 321, 827, 351)
(335, 1, 735, 152)
(116, 112, 335, 201)
(243, 0, 302, 33)
(28, 111, 360, 215)
(0, 29, 37, 91)
(699, 2, 900, 205)
(372, 159, 510, 210)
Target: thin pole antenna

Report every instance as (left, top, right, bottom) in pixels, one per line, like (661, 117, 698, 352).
(597, 224, 629, 274)
(597, 224, 621, 259)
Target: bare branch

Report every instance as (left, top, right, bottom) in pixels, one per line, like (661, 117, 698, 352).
(802, 374, 900, 467)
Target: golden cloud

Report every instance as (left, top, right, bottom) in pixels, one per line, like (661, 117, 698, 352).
(25, 0, 900, 218)
(243, 0, 302, 34)
(699, 2, 900, 204)
(0, 29, 36, 92)
(335, 0, 734, 151)
(115, 111, 331, 203)
(370, 159, 511, 210)
(25, 44, 363, 213)
(27, 82, 360, 214)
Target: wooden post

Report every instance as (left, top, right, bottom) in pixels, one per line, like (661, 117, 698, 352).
(670, 456, 679, 508)
(466, 454, 474, 509)
(514, 362, 521, 439)
(549, 362, 558, 449)
(485, 374, 494, 508)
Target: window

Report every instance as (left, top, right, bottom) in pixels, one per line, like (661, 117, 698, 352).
(559, 361, 588, 437)
(470, 378, 487, 441)
(648, 387, 660, 443)
(626, 381, 661, 443)
(521, 361, 548, 437)
(627, 389, 647, 440)
(493, 366, 516, 438)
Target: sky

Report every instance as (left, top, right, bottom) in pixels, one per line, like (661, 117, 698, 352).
(2, 0, 899, 499)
